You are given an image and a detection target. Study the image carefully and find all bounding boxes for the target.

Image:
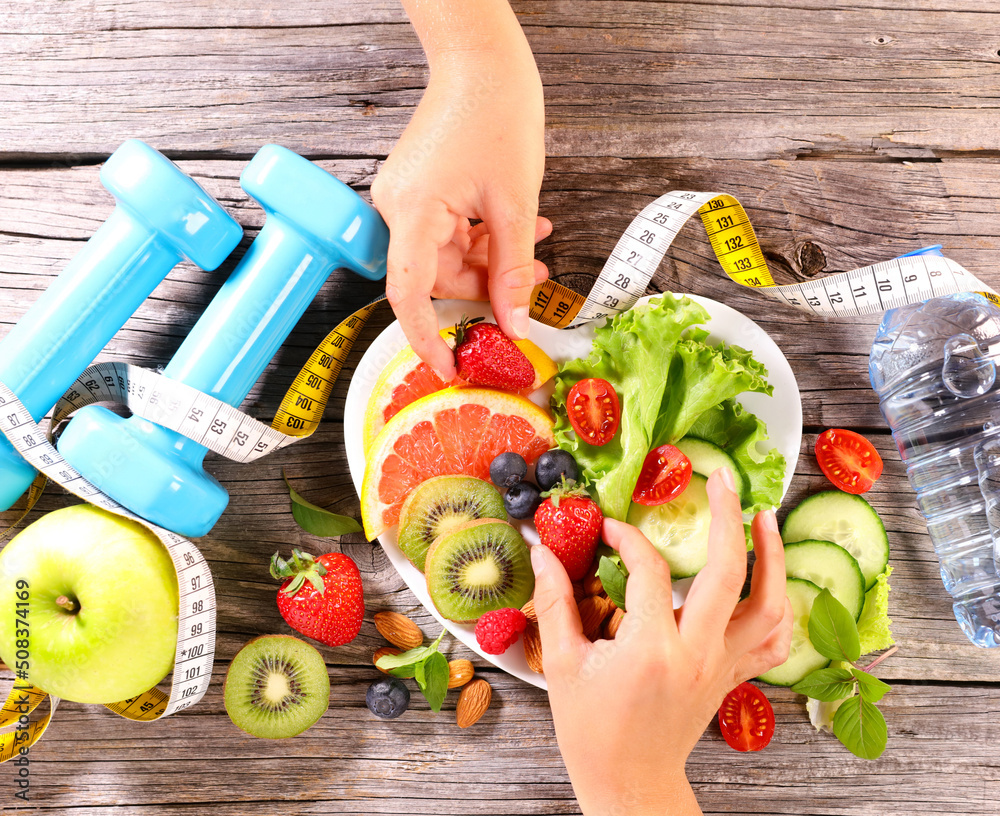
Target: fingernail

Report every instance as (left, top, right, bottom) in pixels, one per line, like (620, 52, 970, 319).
(511, 307, 530, 340)
(530, 544, 547, 577)
(718, 466, 737, 494)
(761, 509, 778, 534)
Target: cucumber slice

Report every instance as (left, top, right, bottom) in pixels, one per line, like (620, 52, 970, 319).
(675, 437, 747, 500)
(626, 474, 711, 578)
(781, 491, 889, 590)
(757, 577, 830, 687)
(783, 539, 866, 621)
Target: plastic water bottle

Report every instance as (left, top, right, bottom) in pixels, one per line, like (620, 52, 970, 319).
(870, 282, 1000, 647)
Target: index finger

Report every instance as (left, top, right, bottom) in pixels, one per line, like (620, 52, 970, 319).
(679, 467, 749, 643)
(385, 215, 456, 380)
(485, 201, 540, 340)
(602, 518, 679, 644)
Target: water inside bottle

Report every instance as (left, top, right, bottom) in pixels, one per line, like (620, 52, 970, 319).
(871, 293, 1000, 647)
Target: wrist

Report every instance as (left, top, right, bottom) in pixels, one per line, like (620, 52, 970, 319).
(573, 770, 701, 816)
(402, 0, 539, 81)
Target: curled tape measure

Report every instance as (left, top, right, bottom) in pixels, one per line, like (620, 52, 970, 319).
(1, 188, 995, 756)
(528, 191, 998, 328)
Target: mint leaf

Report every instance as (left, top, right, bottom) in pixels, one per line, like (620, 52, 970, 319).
(376, 645, 435, 678)
(808, 589, 861, 663)
(832, 695, 887, 760)
(598, 554, 629, 612)
(791, 667, 857, 702)
(416, 651, 450, 713)
(284, 473, 362, 537)
(852, 668, 891, 703)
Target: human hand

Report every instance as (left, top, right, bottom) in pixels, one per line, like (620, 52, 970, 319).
(371, 8, 548, 379)
(530, 467, 793, 816)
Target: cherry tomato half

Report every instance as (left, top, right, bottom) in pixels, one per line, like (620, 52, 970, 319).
(567, 378, 621, 446)
(815, 428, 883, 494)
(718, 682, 775, 752)
(631, 444, 692, 506)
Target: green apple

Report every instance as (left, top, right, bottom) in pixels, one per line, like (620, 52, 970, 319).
(0, 504, 178, 704)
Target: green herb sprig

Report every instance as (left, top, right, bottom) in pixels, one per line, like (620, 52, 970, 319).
(374, 631, 449, 712)
(791, 589, 898, 760)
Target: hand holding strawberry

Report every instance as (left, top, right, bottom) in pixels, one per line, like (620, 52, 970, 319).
(533, 480, 603, 581)
(270, 549, 365, 647)
(453, 316, 534, 391)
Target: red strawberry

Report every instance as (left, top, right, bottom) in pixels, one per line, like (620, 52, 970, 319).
(270, 549, 365, 647)
(452, 316, 534, 391)
(533, 482, 603, 581)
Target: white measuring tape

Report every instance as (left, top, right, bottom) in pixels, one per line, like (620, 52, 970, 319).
(529, 191, 999, 328)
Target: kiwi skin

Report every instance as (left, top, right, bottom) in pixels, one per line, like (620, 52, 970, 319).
(397, 476, 506, 572)
(424, 518, 534, 623)
(223, 634, 331, 740)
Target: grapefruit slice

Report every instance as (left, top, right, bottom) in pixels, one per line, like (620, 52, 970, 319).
(362, 328, 557, 453)
(361, 388, 555, 540)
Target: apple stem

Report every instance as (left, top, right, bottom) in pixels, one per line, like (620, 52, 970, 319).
(55, 595, 79, 614)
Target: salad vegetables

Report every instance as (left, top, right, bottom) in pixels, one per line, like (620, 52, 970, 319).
(551, 294, 786, 522)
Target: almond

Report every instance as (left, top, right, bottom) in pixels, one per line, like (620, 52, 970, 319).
(572, 582, 587, 603)
(456, 678, 492, 728)
(523, 622, 544, 674)
(604, 607, 625, 640)
(520, 597, 538, 624)
(579, 595, 613, 640)
(583, 560, 604, 596)
(372, 646, 401, 673)
(447, 659, 475, 689)
(374, 611, 423, 650)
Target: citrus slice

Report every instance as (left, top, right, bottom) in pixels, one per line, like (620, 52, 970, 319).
(361, 388, 555, 540)
(362, 327, 557, 453)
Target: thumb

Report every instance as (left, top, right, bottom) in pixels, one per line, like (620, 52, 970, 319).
(486, 202, 540, 340)
(529, 545, 587, 671)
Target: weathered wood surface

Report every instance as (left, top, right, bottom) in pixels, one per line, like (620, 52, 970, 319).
(3, 1, 1000, 161)
(4, 0, 1000, 813)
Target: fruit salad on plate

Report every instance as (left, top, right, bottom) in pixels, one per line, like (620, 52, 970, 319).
(344, 294, 803, 689)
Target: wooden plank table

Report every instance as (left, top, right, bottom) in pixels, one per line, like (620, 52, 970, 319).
(3, 1, 1000, 813)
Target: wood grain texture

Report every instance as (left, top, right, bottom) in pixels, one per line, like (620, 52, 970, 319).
(3, 1, 1000, 160)
(4, 0, 1000, 813)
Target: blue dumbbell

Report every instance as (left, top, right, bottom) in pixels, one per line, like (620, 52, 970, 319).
(0, 140, 242, 512)
(57, 145, 389, 537)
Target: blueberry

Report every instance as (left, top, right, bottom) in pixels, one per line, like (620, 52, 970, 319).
(504, 481, 542, 519)
(535, 449, 580, 492)
(366, 677, 410, 720)
(490, 452, 527, 489)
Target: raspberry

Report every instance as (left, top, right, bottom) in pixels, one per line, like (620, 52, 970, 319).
(475, 608, 528, 655)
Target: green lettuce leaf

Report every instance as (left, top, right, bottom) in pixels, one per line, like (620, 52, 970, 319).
(858, 565, 894, 654)
(652, 335, 773, 446)
(685, 399, 786, 513)
(552, 295, 709, 520)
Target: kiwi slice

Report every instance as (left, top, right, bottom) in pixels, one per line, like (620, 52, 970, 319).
(424, 519, 534, 622)
(223, 635, 330, 739)
(397, 476, 506, 572)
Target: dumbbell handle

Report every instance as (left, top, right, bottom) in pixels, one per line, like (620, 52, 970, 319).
(0, 208, 180, 419)
(143, 217, 355, 472)
(0, 209, 185, 510)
